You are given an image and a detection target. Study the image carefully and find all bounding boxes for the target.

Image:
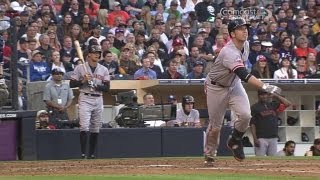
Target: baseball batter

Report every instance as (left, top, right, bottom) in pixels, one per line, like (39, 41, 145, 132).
(70, 45, 110, 159)
(204, 18, 281, 165)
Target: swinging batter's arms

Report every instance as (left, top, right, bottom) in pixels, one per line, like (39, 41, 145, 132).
(234, 66, 282, 95)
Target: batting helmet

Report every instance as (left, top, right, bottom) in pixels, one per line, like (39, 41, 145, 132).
(228, 18, 250, 35)
(182, 95, 195, 106)
(88, 45, 102, 54)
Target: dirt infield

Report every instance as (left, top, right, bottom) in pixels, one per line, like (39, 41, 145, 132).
(0, 158, 319, 177)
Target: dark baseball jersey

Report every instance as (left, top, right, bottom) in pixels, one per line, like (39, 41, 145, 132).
(207, 40, 250, 86)
(70, 62, 110, 95)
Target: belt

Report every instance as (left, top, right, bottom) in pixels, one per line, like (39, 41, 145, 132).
(83, 93, 101, 97)
(211, 81, 229, 88)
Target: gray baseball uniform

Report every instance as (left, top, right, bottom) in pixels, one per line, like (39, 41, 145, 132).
(204, 40, 251, 157)
(70, 62, 110, 133)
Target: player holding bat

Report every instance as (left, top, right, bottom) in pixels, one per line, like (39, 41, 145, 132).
(70, 43, 110, 159)
(203, 18, 282, 165)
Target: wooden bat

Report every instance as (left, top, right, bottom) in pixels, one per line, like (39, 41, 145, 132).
(74, 40, 87, 72)
(74, 40, 94, 91)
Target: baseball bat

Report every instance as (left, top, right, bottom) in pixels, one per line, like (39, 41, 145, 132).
(74, 40, 94, 91)
(74, 40, 87, 72)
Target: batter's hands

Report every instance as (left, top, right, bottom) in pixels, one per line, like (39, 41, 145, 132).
(82, 74, 92, 83)
(262, 84, 282, 95)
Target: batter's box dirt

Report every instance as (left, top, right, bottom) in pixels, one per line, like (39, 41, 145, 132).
(0, 157, 319, 177)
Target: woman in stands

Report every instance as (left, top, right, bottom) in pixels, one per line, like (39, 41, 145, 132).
(273, 56, 298, 79)
(306, 52, 319, 77)
(250, 55, 271, 79)
(46, 28, 61, 51)
(279, 37, 295, 61)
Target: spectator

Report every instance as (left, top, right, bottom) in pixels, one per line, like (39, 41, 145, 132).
(105, 33, 120, 57)
(70, 24, 86, 46)
(273, 56, 298, 79)
(279, 37, 295, 62)
(56, 12, 73, 43)
(164, 0, 181, 22)
(296, 56, 309, 79)
(248, 40, 262, 65)
(35, 110, 56, 129)
(81, 14, 94, 40)
(186, 60, 206, 79)
(178, 0, 195, 21)
(99, 50, 119, 78)
(194, 0, 218, 22)
(107, 2, 130, 28)
(125, 0, 143, 18)
(133, 57, 157, 80)
(146, 51, 162, 78)
(295, 36, 317, 57)
(85, 24, 106, 47)
(186, 46, 207, 73)
(147, 45, 164, 73)
(68, 0, 84, 25)
(29, 50, 51, 82)
(49, 51, 66, 75)
(47, 28, 61, 51)
(250, 89, 292, 156)
(212, 34, 225, 56)
(276, 140, 296, 156)
(175, 95, 201, 127)
(306, 52, 320, 77)
(59, 36, 77, 63)
(83, 0, 99, 21)
(36, 33, 53, 63)
(312, 12, 320, 34)
(250, 55, 271, 79)
(305, 138, 320, 156)
(268, 48, 281, 77)
(159, 58, 184, 79)
(118, 46, 140, 76)
(154, 20, 168, 44)
(174, 50, 188, 77)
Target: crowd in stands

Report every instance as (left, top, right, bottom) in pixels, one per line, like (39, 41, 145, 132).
(0, 0, 319, 82)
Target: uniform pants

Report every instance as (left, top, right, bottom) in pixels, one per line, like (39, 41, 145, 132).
(78, 94, 103, 133)
(254, 138, 278, 156)
(204, 79, 251, 157)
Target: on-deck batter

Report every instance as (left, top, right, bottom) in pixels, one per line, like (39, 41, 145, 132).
(70, 45, 110, 159)
(204, 18, 281, 165)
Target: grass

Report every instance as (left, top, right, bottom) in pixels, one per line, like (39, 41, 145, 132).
(0, 174, 318, 180)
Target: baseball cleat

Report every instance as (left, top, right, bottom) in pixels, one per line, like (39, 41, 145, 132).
(204, 155, 215, 166)
(227, 137, 245, 162)
(81, 154, 87, 159)
(88, 155, 95, 159)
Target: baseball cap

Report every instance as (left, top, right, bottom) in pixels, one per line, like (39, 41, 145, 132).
(256, 55, 267, 62)
(32, 50, 43, 57)
(115, 28, 124, 34)
(197, 28, 207, 34)
(170, 0, 178, 6)
(136, 30, 145, 37)
(113, 1, 121, 6)
(51, 68, 64, 75)
(172, 38, 183, 46)
(194, 60, 204, 66)
(168, 95, 176, 101)
(63, 52, 72, 57)
(93, 24, 102, 30)
(19, 37, 28, 44)
(261, 41, 273, 47)
(20, 10, 29, 16)
(155, 20, 165, 25)
(251, 40, 261, 45)
(10, 1, 25, 12)
(37, 110, 48, 117)
(257, 28, 267, 35)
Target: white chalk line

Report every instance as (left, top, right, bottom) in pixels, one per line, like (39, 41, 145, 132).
(194, 167, 320, 174)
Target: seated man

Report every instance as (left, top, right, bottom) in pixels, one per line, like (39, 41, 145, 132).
(305, 138, 320, 156)
(276, 140, 296, 156)
(35, 110, 56, 129)
(174, 95, 201, 127)
(134, 57, 157, 80)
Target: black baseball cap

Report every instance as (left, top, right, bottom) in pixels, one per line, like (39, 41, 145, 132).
(51, 68, 64, 75)
(19, 37, 28, 44)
